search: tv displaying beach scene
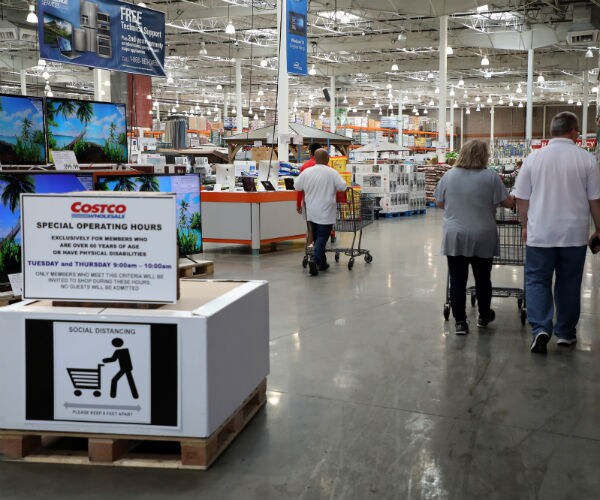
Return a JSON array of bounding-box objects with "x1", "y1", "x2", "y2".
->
[
  {"x1": 0, "y1": 173, "x2": 93, "y2": 286},
  {"x1": 95, "y1": 174, "x2": 202, "y2": 255},
  {"x1": 0, "y1": 94, "x2": 47, "y2": 165},
  {"x1": 46, "y1": 98, "x2": 128, "y2": 163}
]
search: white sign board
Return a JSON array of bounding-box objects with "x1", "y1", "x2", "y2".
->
[
  {"x1": 21, "y1": 192, "x2": 178, "y2": 303},
  {"x1": 53, "y1": 322, "x2": 151, "y2": 424},
  {"x1": 7, "y1": 273, "x2": 22, "y2": 296},
  {"x1": 51, "y1": 150, "x2": 79, "y2": 171}
]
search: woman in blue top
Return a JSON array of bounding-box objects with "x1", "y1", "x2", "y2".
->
[{"x1": 435, "y1": 140, "x2": 515, "y2": 335}]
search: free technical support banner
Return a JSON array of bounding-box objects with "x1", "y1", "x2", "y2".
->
[
  {"x1": 37, "y1": 0, "x2": 165, "y2": 77},
  {"x1": 286, "y1": 0, "x2": 307, "y2": 75}
]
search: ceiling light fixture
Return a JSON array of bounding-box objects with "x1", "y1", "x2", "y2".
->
[
  {"x1": 518, "y1": 101, "x2": 523, "y2": 108},
  {"x1": 498, "y1": 98, "x2": 504, "y2": 105},
  {"x1": 509, "y1": 100, "x2": 514, "y2": 107},
  {"x1": 475, "y1": 95, "x2": 481, "y2": 102},
  {"x1": 257, "y1": 89, "x2": 264, "y2": 96},
  {"x1": 428, "y1": 99, "x2": 434, "y2": 106},
  {"x1": 481, "y1": 55, "x2": 489, "y2": 66},
  {"x1": 37, "y1": 59, "x2": 46, "y2": 67},
  {"x1": 26, "y1": 4, "x2": 37, "y2": 23},
  {"x1": 453, "y1": 101, "x2": 458, "y2": 108},
  {"x1": 391, "y1": 63, "x2": 399, "y2": 71},
  {"x1": 216, "y1": 84, "x2": 223, "y2": 90},
  {"x1": 309, "y1": 65, "x2": 317, "y2": 76},
  {"x1": 458, "y1": 78, "x2": 465, "y2": 87},
  {"x1": 260, "y1": 59, "x2": 268, "y2": 67},
  {"x1": 537, "y1": 74, "x2": 545, "y2": 83},
  {"x1": 166, "y1": 73, "x2": 174, "y2": 84},
  {"x1": 476, "y1": 105, "x2": 481, "y2": 112},
  {"x1": 225, "y1": 21, "x2": 236, "y2": 35},
  {"x1": 427, "y1": 72, "x2": 434, "y2": 79},
  {"x1": 343, "y1": 95, "x2": 348, "y2": 104},
  {"x1": 593, "y1": 86, "x2": 599, "y2": 93},
  {"x1": 199, "y1": 42, "x2": 208, "y2": 56},
  {"x1": 446, "y1": 46, "x2": 453, "y2": 55},
  {"x1": 358, "y1": 99, "x2": 364, "y2": 106},
  {"x1": 487, "y1": 96, "x2": 492, "y2": 104},
  {"x1": 423, "y1": 109, "x2": 428, "y2": 114},
  {"x1": 466, "y1": 108, "x2": 471, "y2": 114},
  {"x1": 42, "y1": 71, "x2": 50, "y2": 80},
  {"x1": 577, "y1": 100, "x2": 582, "y2": 106},
  {"x1": 586, "y1": 48, "x2": 594, "y2": 58},
  {"x1": 449, "y1": 88, "x2": 455, "y2": 97},
  {"x1": 568, "y1": 97, "x2": 574, "y2": 104},
  {"x1": 516, "y1": 84, "x2": 522, "y2": 93},
  {"x1": 386, "y1": 82, "x2": 392, "y2": 89},
  {"x1": 435, "y1": 87, "x2": 440, "y2": 94}
]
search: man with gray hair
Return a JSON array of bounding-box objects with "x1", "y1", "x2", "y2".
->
[{"x1": 514, "y1": 111, "x2": 600, "y2": 354}]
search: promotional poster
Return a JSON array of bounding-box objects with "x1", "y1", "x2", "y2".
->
[
  {"x1": 286, "y1": 0, "x2": 307, "y2": 75},
  {"x1": 38, "y1": 0, "x2": 166, "y2": 77}
]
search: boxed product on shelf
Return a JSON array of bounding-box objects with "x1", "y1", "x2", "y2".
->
[{"x1": 355, "y1": 172, "x2": 397, "y2": 194}]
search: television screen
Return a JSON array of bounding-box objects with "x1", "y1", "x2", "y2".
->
[
  {"x1": 45, "y1": 97, "x2": 128, "y2": 164},
  {"x1": 0, "y1": 94, "x2": 47, "y2": 165},
  {"x1": 42, "y1": 13, "x2": 73, "y2": 48},
  {"x1": 0, "y1": 173, "x2": 93, "y2": 286},
  {"x1": 95, "y1": 174, "x2": 202, "y2": 255}
]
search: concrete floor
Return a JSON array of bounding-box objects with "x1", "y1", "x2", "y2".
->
[{"x1": 3, "y1": 209, "x2": 600, "y2": 499}]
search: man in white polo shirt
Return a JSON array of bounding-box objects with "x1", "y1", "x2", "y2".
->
[
  {"x1": 295, "y1": 148, "x2": 347, "y2": 276},
  {"x1": 514, "y1": 111, "x2": 600, "y2": 354}
]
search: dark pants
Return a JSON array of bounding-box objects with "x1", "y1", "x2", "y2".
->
[
  {"x1": 311, "y1": 222, "x2": 333, "y2": 267},
  {"x1": 447, "y1": 256, "x2": 493, "y2": 322},
  {"x1": 525, "y1": 245, "x2": 587, "y2": 340}
]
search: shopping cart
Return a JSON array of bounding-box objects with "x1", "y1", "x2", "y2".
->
[
  {"x1": 330, "y1": 187, "x2": 375, "y2": 270},
  {"x1": 443, "y1": 207, "x2": 527, "y2": 324},
  {"x1": 66, "y1": 364, "x2": 104, "y2": 398}
]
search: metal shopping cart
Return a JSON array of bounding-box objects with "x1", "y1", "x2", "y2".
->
[
  {"x1": 443, "y1": 207, "x2": 527, "y2": 324},
  {"x1": 331, "y1": 187, "x2": 375, "y2": 270},
  {"x1": 66, "y1": 364, "x2": 104, "y2": 398},
  {"x1": 302, "y1": 188, "x2": 375, "y2": 273}
]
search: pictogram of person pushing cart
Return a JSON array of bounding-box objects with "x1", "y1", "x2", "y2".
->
[{"x1": 102, "y1": 338, "x2": 139, "y2": 399}]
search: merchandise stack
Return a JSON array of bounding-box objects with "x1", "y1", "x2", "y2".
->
[
  {"x1": 350, "y1": 162, "x2": 427, "y2": 216},
  {"x1": 417, "y1": 163, "x2": 452, "y2": 203}
]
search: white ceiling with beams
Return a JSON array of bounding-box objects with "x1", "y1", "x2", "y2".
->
[{"x1": 0, "y1": 0, "x2": 599, "y2": 117}]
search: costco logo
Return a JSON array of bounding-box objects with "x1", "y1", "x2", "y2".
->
[{"x1": 71, "y1": 202, "x2": 127, "y2": 219}]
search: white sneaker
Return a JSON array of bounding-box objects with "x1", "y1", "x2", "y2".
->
[{"x1": 556, "y1": 337, "x2": 577, "y2": 346}]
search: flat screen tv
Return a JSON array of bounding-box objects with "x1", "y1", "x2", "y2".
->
[
  {"x1": 0, "y1": 94, "x2": 47, "y2": 165},
  {"x1": 95, "y1": 174, "x2": 202, "y2": 255},
  {"x1": 45, "y1": 97, "x2": 128, "y2": 164},
  {"x1": 0, "y1": 172, "x2": 93, "y2": 287}
]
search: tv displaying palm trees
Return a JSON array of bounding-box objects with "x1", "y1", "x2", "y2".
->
[
  {"x1": 0, "y1": 173, "x2": 93, "y2": 286},
  {"x1": 95, "y1": 174, "x2": 202, "y2": 255},
  {"x1": 0, "y1": 94, "x2": 46, "y2": 164},
  {"x1": 46, "y1": 97, "x2": 128, "y2": 164}
]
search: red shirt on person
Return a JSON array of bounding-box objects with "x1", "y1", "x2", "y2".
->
[{"x1": 296, "y1": 158, "x2": 317, "y2": 209}]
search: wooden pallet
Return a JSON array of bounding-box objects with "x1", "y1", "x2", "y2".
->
[
  {"x1": 0, "y1": 292, "x2": 21, "y2": 308},
  {"x1": 178, "y1": 260, "x2": 215, "y2": 279},
  {"x1": 0, "y1": 379, "x2": 266, "y2": 470}
]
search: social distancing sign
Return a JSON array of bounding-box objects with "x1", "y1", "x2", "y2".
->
[{"x1": 53, "y1": 322, "x2": 151, "y2": 424}]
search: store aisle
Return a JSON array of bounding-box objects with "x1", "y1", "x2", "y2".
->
[{"x1": 4, "y1": 209, "x2": 600, "y2": 500}]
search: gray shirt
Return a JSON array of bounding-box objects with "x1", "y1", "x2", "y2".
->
[{"x1": 434, "y1": 168, "x2": 509, "y2": 258}]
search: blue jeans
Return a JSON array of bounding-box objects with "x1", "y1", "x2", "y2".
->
[
  {"x1": 310, "y1": 222, "x2": 333, "y2": 267},
  {"x1": 525, "y1": 245, "x2": 587, "y2": 340}
]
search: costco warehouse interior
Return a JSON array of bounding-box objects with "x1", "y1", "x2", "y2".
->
[{"x1": 0, "y1": 1, "x2": 599, "y2": 499}]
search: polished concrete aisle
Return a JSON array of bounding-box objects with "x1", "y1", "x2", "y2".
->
[{"x1": 4, "y1": 209, "x2": 600, "y2": 500}]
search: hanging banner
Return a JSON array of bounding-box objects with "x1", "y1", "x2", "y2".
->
[
  {"x1": 286, "y1": 0, "x2": 307, "y2": 75},
  {"x1": 37, "y1": 0, "x2": 166, "y2": 77}
]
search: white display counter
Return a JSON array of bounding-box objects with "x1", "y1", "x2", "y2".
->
[
  {"x1": 0, "y1": 279, "x2": 269, "y2": 439},
  {"x1": 202, "y1": 191, "x2": 306, "y2": 254}
]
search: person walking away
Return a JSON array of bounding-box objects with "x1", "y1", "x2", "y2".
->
[
  {"x1": 296, "y1": 142, "x2": 322, "y2": 215},
  {"x1": 514, "y1": 111, "x2": 600, "y2": 354},
  {"x1": 295, "y1": 148, "x2": 347, "y2": 276},
  {"x1": 435, "y1": 140, "x2": 515, "y2": 335}
]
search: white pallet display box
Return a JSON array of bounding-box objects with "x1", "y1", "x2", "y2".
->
[
  {"x1": 355, "y1": 172, "x2": 398, "y2": 194},
  {"x1": 0, "y1": 280, "x2": 269, "y2": 439}
]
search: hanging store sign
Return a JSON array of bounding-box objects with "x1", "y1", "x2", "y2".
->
[
  {"x1": 20, "y1": 192, "x2": 178, "y2": 303},
  {"x1": 37, "y1": 0, "x2": 166, "y2": 77},
  {"x1": 286, "y1": 0, "x2": 307, "y2": 75}
]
